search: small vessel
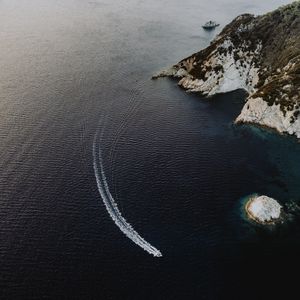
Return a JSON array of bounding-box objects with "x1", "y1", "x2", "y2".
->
[{"x1": 202, "y1": 20, "x2": 220, "y2": 30}]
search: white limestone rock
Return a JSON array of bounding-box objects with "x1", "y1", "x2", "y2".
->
[
  {"x1": 236, "y1": 96, "x2": 300, "y2": 138},
  {"x1": 176, "y1": 39, "x2": 261, "y2": 96},
  {"x1": 154, "y1": 2, "x2": 300, "y2": 139},
  {"x1": 245, "y1": 195, "x2": 282, "y2": 224}
]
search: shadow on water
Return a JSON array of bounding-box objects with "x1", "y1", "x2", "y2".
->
[
  {"x1": 150, "y1": 79, "x2": 300, "y2": 298},
  {"x1": 225, "y1": 125, "x2": 300, "y2": 300}
]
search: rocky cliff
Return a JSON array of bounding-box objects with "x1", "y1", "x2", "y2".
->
[{"x1": 154, "y1": 1, "x2": 300, "y2": 138}]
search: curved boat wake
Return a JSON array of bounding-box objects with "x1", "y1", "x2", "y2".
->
[{"x1": 93, "y1": 129, "x2": 162, "y2": 257}]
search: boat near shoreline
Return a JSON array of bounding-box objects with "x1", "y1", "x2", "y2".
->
[{"x1": 202, "y1": 20, "x2": 220, "y2": 29}]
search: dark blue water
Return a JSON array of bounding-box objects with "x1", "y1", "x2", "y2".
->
[{"x1": 0, "y1": 0, "x2": 299, "y2": 299}]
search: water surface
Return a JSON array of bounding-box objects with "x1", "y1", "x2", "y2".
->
[{"x1": 0, "y1": 0, "x2": 298, "y2": 299}]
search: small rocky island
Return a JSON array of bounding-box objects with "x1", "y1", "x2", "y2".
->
[
  {"x1": 245, "y1": 195, "x2": 283, "y2": 225},
  {"x1": 154, "y1": 1, "x2": 300, "y2": 138}
]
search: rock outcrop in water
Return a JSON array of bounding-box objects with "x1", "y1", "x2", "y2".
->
[
  {"x1": 153, "y1": 1, "x2": 300, "y2": 138},
  {"x1": 245, "y1": 195, "x2": 283, "y2": 224}
]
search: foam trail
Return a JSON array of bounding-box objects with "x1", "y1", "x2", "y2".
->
[{"x1": 93, "y1": 130, "x2": 162, "y2": 257}]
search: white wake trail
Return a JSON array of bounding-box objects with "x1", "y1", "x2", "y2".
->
[{"x1": 92, "y1": 131, "x2": 162, "y2": 257}]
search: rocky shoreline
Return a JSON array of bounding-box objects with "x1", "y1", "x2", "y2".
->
[{"x1": 153, "y1": 1, "x2": 300, "y2": 138}]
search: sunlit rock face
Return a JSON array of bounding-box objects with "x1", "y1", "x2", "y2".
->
[
  {"x1": 245, "y1": 195, "x2": 282, "y2": 224},
  {"x1": 236, "y1": 96, "x2": 300, "y2": 139},
  {"x1": 154, "y1": 1, "x2": 300, "y2": 138}
]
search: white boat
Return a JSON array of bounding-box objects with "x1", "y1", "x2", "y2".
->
[{"x1": 202, "y1": 20, "x2": 220, "y2": 29}]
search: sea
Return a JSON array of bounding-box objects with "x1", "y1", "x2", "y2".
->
[{"x1": 0, "y1": 0, "x2": 299, "y2": 299}]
